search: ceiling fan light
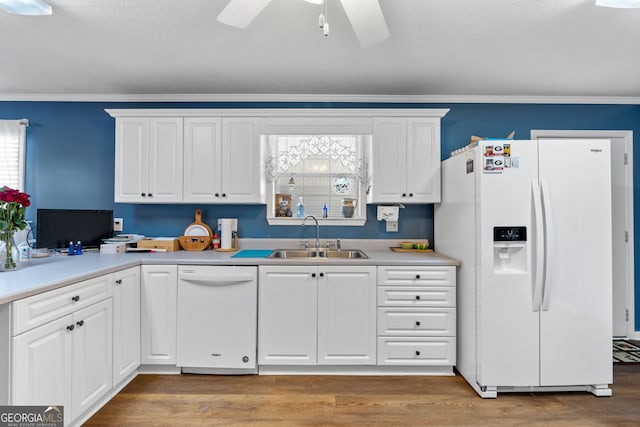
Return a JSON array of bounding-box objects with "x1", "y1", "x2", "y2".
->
[
  {"x1": 0, "y1": 0, "x2": 52, "y2": 15},
  {"x1": 596, "y1": 0, "x2": 640, "y2": 8}
]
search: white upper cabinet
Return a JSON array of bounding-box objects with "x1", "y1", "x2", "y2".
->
[
  {"x1": 108, "y1": 109, "x2": 447, "y2": 205},
  {"x1": 370, "y1": 117, "x2": 441, "y2": 204},
  {"x1": 221, "y1": 118, "x2": 263, "y2": 203},
  {"x1": 183, "y1": 117, "x2": 262, "y2": 203},
  {"x1": 183, "y1": 117, "x2": 222, "y2": 202},
  {"x1": 114, "y1": 117, "x2": 183, "y2": 203}
]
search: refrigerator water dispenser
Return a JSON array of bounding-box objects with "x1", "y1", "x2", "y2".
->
[{"x1": 493, "y1": 226, "x2": 527, "y2": 274}]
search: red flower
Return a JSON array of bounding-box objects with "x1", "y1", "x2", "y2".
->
[{"x1": 0, "y1": 187, "x2": 31, "y2": 231}]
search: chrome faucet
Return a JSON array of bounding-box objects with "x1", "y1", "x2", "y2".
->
[{"x1": 302, "y1": 215, "x2": 320, "y2": 251}]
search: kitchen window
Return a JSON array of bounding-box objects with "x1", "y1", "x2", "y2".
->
[
  {"x1": 264, "y1": 134, "x2": 370, "y2": 225},
  {"x1": 0, "y1": 120, "x2": 27, "y2": 191}
]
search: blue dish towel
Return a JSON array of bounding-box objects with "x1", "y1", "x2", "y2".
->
[{"x1": 231, "y1": 249, "x2": 274, "y2": 258}]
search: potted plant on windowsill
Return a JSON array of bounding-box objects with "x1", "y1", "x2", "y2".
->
[{"x1": 0, "y1": 186, "x2": 30, "y2": 272}]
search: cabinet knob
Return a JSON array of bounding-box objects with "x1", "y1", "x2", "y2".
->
[
  {"x1": 71, "y1": 295, "x2": 80, "y2": 302},
  {"x1": 141, "y1": 192, "x2": 146, "y2": 197},
  {"x1": 415, "y1": 274, "x2": 421, "y2": 279},
  {"x1": 311, "y1": 273, "x2": 316, "y2": 278},
  {"x1": 148, "y1": 193, "x2": 153, "y2": 197},
  {"x1": 415, "y1": 295, "x2": 421, "y2": 300},
  {"x1": 415, "y1": 321, "x2": 421, "y2": 326},
  {"x1": 115, "y1": 279, "x2": 122, "y2": 285},
  {"x1": 76, "y1": 320, "x2": 84, "y2": 327},
  {"x1": 415, "y1": 350, "x2": 421, "y2": 356},
  {"x1": 402, "y1": 193, "x2": 407, "y2": 197},
  {"x1": 409, "y1": 193, "x2": 414, "y2": 197},
  {"x1": 215, "y1": 193, "x2": 220, "y2": 197},
  {"x1": 222, "y1": 193, "x2": 227, "y2": 198},
  {"x1": 66, "y1": 324, "x2": 75, "y2": 331},
  {"x1": 319, "y1": 272, "x2": 324, "y2": 277}
]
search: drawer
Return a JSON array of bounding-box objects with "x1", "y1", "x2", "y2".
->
[
  {"x1": 12, "y1": 273, "x2": 113, "y2": 336},
  {"x1": 377, "y1": 266, "x2": 455, "y2": 287},
  {"x1": 377, "y1": 286, "x2": 455, "y2": 307},
  {"x1": 377, "y1": 307, "x2": 455, "y2": 336},
  {"x1": 377, "y1": 337, "x2": 456, "y2": 366}
]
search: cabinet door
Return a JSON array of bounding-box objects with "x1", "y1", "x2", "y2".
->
[
  {"x1": 114, "y1": 118, "x2": 149, "y2": 202},
  {"x1": 406, "y1": 118, "x2": 441, "y2": 203},
  {"x1": 147, "y1": 118, "x2": 183, "y2": 202},
  {"x1": 72, "y1": 299, "x2": 113, "y2": 420},
  {"x1": 141, "y1": 265, "x2": 178, "y2": 365},
  {"x1": 113, "y1": 267, "x2": 141, "y2": 385},
  {"x1": 183, "y1": 117, "x2": 222, "y2": 202},
  {"x1": 221, "y1": 118, "x2": 263, "y2": 203},
  {"x1": 12, "y1": 315, "x2": 73, "y2": 411},
  {"x1": 317, "y1": 266, "x2": 376, "y2": 365},
  {"x1": 370, "y1": 117, "x2": 407, "y2": 203},
  {"x1": 258, "y1": 266, "x2": 317, "y2": 365}
]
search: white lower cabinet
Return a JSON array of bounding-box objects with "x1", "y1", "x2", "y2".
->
[
  {"x1": 70, "y1": 299, "x2": 113, "y2": 420},
  {"x1": 376, "y1": 266, "x2": 456, "y2": 367},
  {"x1": 141, "y1": 265, "x2": 177, "y2": 365},
  {"x1": 11, "y1": 275, "x2": 114, "y2": 425},
  {"x1": 112, "y1": 266, "x2": 141, "y2": 384},
  {"x1": 258, "y1": 265, "x2": 376, "y2": 366}
]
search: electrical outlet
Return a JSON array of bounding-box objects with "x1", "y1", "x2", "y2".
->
[
  {"x1": 114, "y1": 217, "x2": 123, "y2": 232},
  {"x1": 386, "y1": 221, "x2": 398, "y2": 232}
]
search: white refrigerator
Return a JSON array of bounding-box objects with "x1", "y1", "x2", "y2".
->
[{"x1": 434, "y1": 139, "x2": 613, "y2": 398}]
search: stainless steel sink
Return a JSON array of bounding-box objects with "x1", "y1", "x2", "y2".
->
[{"x1": 268, "y1": 249, "x2": 368, "y2": 259}]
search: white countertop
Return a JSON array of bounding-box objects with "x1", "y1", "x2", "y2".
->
[{"x1": 0, "y1": 239, "x2": 459, "y2": 305}]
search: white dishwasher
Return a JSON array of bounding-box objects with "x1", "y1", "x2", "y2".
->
[{"x1": 177, "y1": 265, "x2": 257, "y2": 374}]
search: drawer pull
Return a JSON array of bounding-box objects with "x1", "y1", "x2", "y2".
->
[
  {"x1": 71, "y1": 295, "x2": 80, "y2": 302},
  {"x1": 115, "y1": 279, "x2": 122, "y2": 285},
  {"x1": 415, "y1": 274, "x2": 421, "y2": 279},
  {"x1": 415, "y1": 321, "x2": 421, "y2": 326},
  {"x1": 66, "y1": 324, "x2": 75, "y2": 331},
  {"x1": 415, "y1": 350, "x2": 421, "y2": 356},
  {"x1": 415, "y1": 295, "x2": 421, "y2": 300},
  {"x1": 76, "y1": 320, "x2": 84, "y2": 327}
]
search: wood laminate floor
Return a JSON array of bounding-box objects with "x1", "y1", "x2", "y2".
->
[{"x1": 86, "y1": 365, "x2": 640, "y2": 426}]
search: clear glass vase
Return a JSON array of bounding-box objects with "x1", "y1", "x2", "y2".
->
[{"x1": 0, "y1": 230, "x2": 20, "y2": 272}]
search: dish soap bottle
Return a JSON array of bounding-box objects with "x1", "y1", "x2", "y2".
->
[
  {"x1": 296, "y1": 197, "x2": 305, "y2": 218},
  {"x1": 322, "y1": 203, "x2": 328, "y2": 218}
]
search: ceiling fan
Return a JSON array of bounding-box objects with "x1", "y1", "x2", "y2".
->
[
  {"x1": 0, "y1": 0, "x2": 51, "y2": 15},
  {"x1": 217, "y1": 0, "x2": 390, "y2": 48}
]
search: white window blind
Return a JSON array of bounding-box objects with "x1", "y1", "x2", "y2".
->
[{"x1": 0, "y1": 119, "x2": 27, "y2": 191}]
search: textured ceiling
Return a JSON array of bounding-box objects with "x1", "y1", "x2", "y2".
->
[{"x1": 0, "y1": 0, "x2": 639, "y2": 100}]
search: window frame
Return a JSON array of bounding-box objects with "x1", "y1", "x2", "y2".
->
[
  {"x1": 0, "y1": 119, "x2": 28, "y2": 192},
  {"x1": 264, "y1": 134, "x2": 369, "y2": 226}
]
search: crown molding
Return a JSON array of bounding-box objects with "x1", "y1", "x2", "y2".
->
[{"x1": 0, "y1": 93, "x2": 639, "y2": 105}]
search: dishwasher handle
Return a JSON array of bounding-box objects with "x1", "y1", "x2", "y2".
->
[{"x1": 179, "y1": 274, "x2": 255, "y2": 285}]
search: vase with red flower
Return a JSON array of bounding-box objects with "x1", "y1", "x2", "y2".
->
[{"x1": 0, "y1": 186, "x2": 31, "y2": 272}]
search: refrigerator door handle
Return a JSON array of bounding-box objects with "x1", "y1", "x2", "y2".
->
[
  {"x1": 540, "y1": 180, "x2": 553, "y2": 311},
  {"x1": 531, "y1": 180, "x2": 545, "y2": 311}
]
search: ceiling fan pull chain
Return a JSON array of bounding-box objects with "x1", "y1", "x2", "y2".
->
[{"x1": 321, "y1": 0, "x2": 329, "y2": 36}]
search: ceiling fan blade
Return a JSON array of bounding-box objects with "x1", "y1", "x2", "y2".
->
[
  {"x1": 0, "y1": 0, "x2": 52, "y2": 15},
  {"x1": 339, "y1": 0, "x2": 390, "y2": 48},
  {"x1": 596, "y1": 0, "x2": 640, "y2": 7},
  {"x1": 217, "y1": 0, "x2": 273, "y2": 29}
]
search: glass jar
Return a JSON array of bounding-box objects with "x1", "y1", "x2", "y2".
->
[{"x1": 0, "y1": 230, "x2": 20, "y2": 272}]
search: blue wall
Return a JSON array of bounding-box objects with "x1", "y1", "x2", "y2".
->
[{"x1": 1, "y1": 101, "x2": 639, "y2": 328}]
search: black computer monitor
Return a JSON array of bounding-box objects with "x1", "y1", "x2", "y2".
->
[{"x1": 36, "y1": 209, "x2": 114, "y2": 249}]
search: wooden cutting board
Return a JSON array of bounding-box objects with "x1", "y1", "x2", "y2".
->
[{"x1": 390, "y1": 247, "x2": 433, "y2": 253}]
